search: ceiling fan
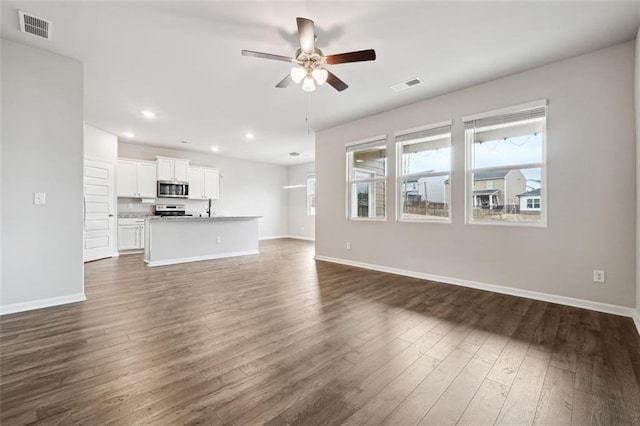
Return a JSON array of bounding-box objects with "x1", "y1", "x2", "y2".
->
[{"x1": 241, "y1": 17, "x2": 376, "y2": 92}]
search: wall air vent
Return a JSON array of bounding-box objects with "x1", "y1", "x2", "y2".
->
[
  {"x1": 18, "y1": 10, "x2": 51, "y2": 40},
  {"x1": 390, "y1": 77, "x2": 424, "y2": 92}
]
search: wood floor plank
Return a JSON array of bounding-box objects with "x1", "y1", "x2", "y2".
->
[
  {"x1": 457, "y1": 378, "x2": 510, "y2": 426},
  {"x1": 1, "y1": 239, "x2": 639, "y2": 425},
  {"x1": 495, "y1": 352, "x2": 550, "y2": 425},
  {"x1": 533, "y1": 365, "x2": 575, "y2": 426},
  {"x1": 419, "y1": 356, "x2": 493, "y2": 425},
  {"x1": 380, "y1": 346, "x2": 478, "y2": 425}
]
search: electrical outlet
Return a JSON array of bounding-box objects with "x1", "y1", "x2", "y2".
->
[
  {"x1": 216, "y1": 236, "x2": 222, "y2": 244},
  {"x1": 346, "y1": 242, "x2": 351, "y2": 250},
  {"x1": 33, "y1": 192, "x2": 46, "y2": 205},
  {"x1": 593, "y1": 269, "x2": 605, "y2": 283}
]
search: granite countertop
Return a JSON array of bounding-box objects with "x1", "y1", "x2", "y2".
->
[
  {"x1": 147, "y1": 215, "x2": 262, "y2": 221},
  {"x1": 118, "y1": 212, "x2": 154, "y2": 218}
]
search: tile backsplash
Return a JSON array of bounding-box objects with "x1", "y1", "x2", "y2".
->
[{"x1": 117, "y1": 198, "x2": 215, "y2": 217}]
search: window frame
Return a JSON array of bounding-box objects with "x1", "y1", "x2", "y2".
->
[
  {"x1": 346, "y1": 135, "x2": 388, "y2": 221},
  {"x1": 463, "y1": 99, "x2": 548, "y2": 228},
  {"x1": 306, "y1": 173, "x2": 316, "y2": 216},
  {"x1": 395, "y1": 120, "x2": 453, "y2": 223}
]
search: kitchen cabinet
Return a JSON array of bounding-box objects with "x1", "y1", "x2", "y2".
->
[
  {"x1": 118, "y1": 219, "x2": 145, "y2": 251},
  {"x1": 189, "y1": 166, "x2": 220, "y2": 200},
  {"x1": 117, "y1": 159, "x2": 157, "y2": 198},
  {"x1": 157, "y1": 157, "x2": 190, "y2": 182}
]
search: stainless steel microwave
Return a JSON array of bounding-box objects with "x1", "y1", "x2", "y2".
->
[{"x1": 157, "y1": 180, "x2": 189, "y2": 198}]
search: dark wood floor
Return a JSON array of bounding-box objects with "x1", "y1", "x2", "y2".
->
[{"x1": 1, "y1": 239, "x2": 640, "y2": 425}]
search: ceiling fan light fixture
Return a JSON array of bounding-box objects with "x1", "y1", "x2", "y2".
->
[
  {"x1": 290, "y1": 67, "x2": 306, "y2": 83},
  {"x1": 312, "y1": 68, "x2": 328, "y2": 85},
  {"x1": 302, "y1": 76, "x2": 316, "y2": 92}
]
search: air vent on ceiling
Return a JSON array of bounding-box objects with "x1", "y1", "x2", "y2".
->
[
  {"x1": 390, "y1": 77, "x2": 424, "y2": 92},
  {"x1": 18, "y1": 10, "x2": 51, "y2": 40}
]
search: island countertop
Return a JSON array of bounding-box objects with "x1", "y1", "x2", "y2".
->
[{"x1": 146, "y1": 215, "x2": 262, "y2": 222}]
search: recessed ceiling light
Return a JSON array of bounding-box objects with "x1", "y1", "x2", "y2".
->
[
  {"x1": 141, "y1": 110, "x2": 155, "y2": 118},
  {"x1": 123, "y1": 132, "x2": 135, "y2": 138},
  {"x1": 245, "y1": 133, "x2": 255, "y2": 140},
  {"x1": 211, "y1": 146, "x2": 220, "y2": 152}
]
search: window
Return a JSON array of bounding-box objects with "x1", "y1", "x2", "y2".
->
[
  {"x1": 526, "y1": 198, "x2": 540, "y2": 209},
  {"x1": 307, "y1": 174, "x2": 316, "y2": 215},
  {"x1": 395, "y1": 121, "x2": 452, "y2": 221},
  {"x1": 347, "y1": 136, "x2": 387, "y2": 219},
  {"x1": 464, "y1": 100, "x2": 546, "y2": 225}
]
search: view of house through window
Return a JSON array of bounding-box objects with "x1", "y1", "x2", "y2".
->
[
  {"x1": 465, "y1": 102, "x2": 546, "y2": 224},
  {"x1": 306, "y1": 174, "x2": 316, "y2": 216},
  {"x1": 347, "y1": 137, "x2": 387, "y2": 219},
  {"x1": 396, "y1": 122, "x2": 452, "y2": 221}
]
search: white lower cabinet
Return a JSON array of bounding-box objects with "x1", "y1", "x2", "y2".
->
[{"x1": 118, "y1": 219, "x2": 145, "y2": 251}]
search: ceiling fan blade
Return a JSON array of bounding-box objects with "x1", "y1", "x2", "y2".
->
[
  {"x1": 326, "y1": 71, "x2": 348, "y2": 92},
  {"x1": 241, "y1": 50, "x2": 296, "y2": 63},
  {"x1": 296, "y1": 17, "x2": 315, "y2": 54},
  {"x1": 275, "y1": 74, "x2": 292, "y2": 88},
  {"x1": 325, "y1": 49, "x2": 376, "y2": 65}
]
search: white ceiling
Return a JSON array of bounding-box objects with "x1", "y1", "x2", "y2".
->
[{"x1": 2, "y1": 1, "x2": 639, "y2": 165}]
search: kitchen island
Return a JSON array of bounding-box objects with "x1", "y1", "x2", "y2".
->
[{"x1": 144, "y1": 216, "x2": 261, "y2": 267}]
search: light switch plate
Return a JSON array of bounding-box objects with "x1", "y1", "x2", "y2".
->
[{"x1": 34, "y1": 192, "x2": 46, "y2": 205}]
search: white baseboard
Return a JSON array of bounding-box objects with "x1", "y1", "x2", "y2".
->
[
  {"x1": 287, "y1": 235, "x2": 315, "y2": 241},
  {"x1": 0, "y1": 292, "x2": 86, "y2": 316},
  {"x1": 117, "y1": 249, "x2": 143, "y2": 255},
  {"x1": 259, "y1": 235, "x2": 315, "y2": 241},
  {"x1": 147, "y1": 250, "x2": 259, "y2": 267},
  {"x1": 314, "y1": 255, "x2": 639, "y2": 334},
  {"x1": 633, "y1": 310, "x2": 640, "y2": 336}
]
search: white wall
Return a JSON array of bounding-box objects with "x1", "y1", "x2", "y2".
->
[
  {"x1": 316, "y1": 41, "x2": 636, "y2": 308},
  {"x1": 636, "y1": 27, "x2": 640, "y2": 314},
  {"x1": 1, "y1": 39, "x2": 84, "y2": 312},
  {"x1": 118, "y1": 143, "x2": 289, "y2": 238},
  {"x1": 287, "y1": 162, "x2": 315, "y2": 240},
  {"x1": 84, "y1": 124, "x2": 117, "y2": 163}
]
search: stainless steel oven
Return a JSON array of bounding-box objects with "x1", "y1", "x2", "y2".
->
[
  {"x1": 155, "y1": 204, "x2": 192, "y2": 216},
  {"x1": 157, "y1": 180, "x2": 189, "y2": 198}
]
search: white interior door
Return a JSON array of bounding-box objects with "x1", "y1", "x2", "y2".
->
[{"x1": 84, "y1": 159, "x2": 115, "y2": 262}]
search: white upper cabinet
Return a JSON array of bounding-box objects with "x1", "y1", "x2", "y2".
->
[
  {"x1": 204, "y1": 169, "x2": 220, "y2": 200},
  {"x1": 189, "y1": 166, "x2": 219, "y2": 200},
  {"x1": 137, "y1": 162, "x2": 157, "y2": 198},
  {"x1": 188, "y1": 167, "x2": 204, "y2": 200},
  {"x1": 117, "y1": 159, "x2": 157, "y2": 198},
  {"x1": 174, "y1": 160, "x2": 190, "y2": 181},
  {"x1": 157, "y1": 157, "x2": 190, "y2": 181},
  {"x1": 156, "y1": 158, "x2": 173, "y2": 181},
  {"x1": 117, "y1": 160, "x2": 136, "y2": 197}
]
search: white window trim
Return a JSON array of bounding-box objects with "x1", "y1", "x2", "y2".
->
[
  {"x1": 346, "y1": 137, "x2": 388, "y2": 220},
  {"x1": 395, "y1": 125, "x2": 452, "y2": 224},
  {"x1": 462, "y1": 99, "x2": 547, "y2": 123},
  {"x1": 394, "y1": 119, "x2": 453, "y2": 138},
  {"x1": 464, "y1": 103, "x2": 547, "y2": 228}
]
